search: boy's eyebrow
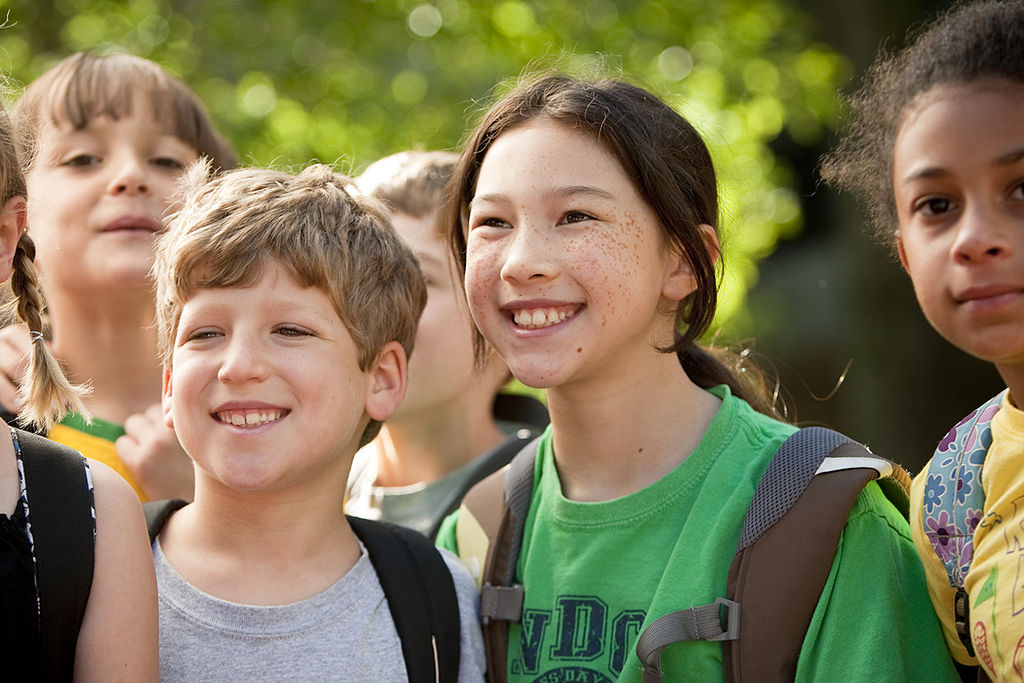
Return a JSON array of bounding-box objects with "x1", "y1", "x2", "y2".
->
[{"x1": 180, "y1": 293, "x2": 333, "y2": 322}]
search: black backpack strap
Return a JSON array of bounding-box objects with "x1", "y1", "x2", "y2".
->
[
  {"x1": 143, "y1": 498, "x2": 189, "y2": 543},
  {"x1": 348, "y1": 516, "x2": 461, "y2": 683},
  {"x1": 456, "y1": 436, "x2": 540, "y2": 683},
  {"x1": 426, "y1": 428, "x2": 541, "y2": 541},
  {"x1": 0, "y1": 407, "x2": 46, "y2": 435},
  {"x1": 16, "y1": 428, "x2": 95, "y2": 681},
  {"x1": 637, "y1": 427, "x2": 908, "y2": 683},
  {"x1": 422, "y1": 393, "x2": 547, "y2": 540},
  {"x1": 491, "y1": 393, "x2": 550, "y2": 431}
]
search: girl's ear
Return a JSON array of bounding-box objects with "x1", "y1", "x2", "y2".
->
[
  {"x1": 662, "y1": 223, "x2": 720, "y2": 301},
  {"x1": 161, "y1": 366, "x2": 175, "y2": 429},
  {"x1": 895, "y1": 234, "x2": 910, "y2": 271},
  {"x1": 365, "y1": 341, "x2": 408, "y2": 422},
  {"x1": 0, "y1": 196, "x2": 27, "y2": 283}
]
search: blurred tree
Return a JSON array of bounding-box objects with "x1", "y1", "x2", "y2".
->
[{"x1": 0, "y1": 0, "x2": 850, "y2": 332}]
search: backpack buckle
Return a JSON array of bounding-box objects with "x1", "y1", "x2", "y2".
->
[
  {"x1": 954, "y1": 589, "x2": 975, "y2": 657},
  {"x1": 708, "y1": 598, "x2": 740, "y2": 641},
  {"x1": 480, "y1": 583, "x2": 525, "y2": 625}
]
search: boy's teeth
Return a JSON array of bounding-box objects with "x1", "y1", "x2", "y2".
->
[
  {"x1": 219, "y1": 410, "x2": 282, "y2": 427},
  {"x1": 513, "y1": 307, "x2": 575, "y2": 329}
]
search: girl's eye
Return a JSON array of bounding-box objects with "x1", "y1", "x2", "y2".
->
[
  {"x1": 913, "y1": 196, "x2": 954, "y2": 217},
  {"x1": 62, "y1": 153, "x2": 100, "y2": 168},
  {"x1": 1010, "y1": 182, "x2": 1024, "y2": 200},
  {"x1": 475, "y1": 216, "x2": 512, "y2": 230},
  {"x1": 563, "y1": 210, "x2": 595, "y2": 224},
  {"x1": 152, "y1": 156, "x2": 186, "y2": 170},
  {"x1": 274, "y1": 325, "x2": 312, "y2": 337}
]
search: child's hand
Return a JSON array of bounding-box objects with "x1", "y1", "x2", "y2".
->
[
  {"x1": 117, "y1": 403, "x2": 195, "y2": 502},
  {"x1": 0, "y1": 325, "x2": 31, "y2": 412}
]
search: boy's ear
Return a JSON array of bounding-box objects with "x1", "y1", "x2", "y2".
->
[
  {"x1": 365, "y1": 341, "x2": 408, "y2": 422},
  {"x1": 161, "y1": 365, "x2": 175, "y2": 429},
  {"x1": 662, "y1": 223, "x2": 720, "y2": 301},
  {"x1": 0, "y1": 196, "x2": 27, "y2": 283}
]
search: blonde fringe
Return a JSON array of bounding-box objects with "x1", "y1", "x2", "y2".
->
[{"x1": 7, "y1": 233, "x2": 89, "y2": 431}]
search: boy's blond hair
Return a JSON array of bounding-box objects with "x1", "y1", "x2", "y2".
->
[
  {"x1": 153, "y1": 162, "x2": 427, "y2": 445},
  {"x1": 15, "y1": 52, "x2": 236, "y2": 171},
  {"x1": 357, "y1": 150, "x2": 457, "y2": 227}
]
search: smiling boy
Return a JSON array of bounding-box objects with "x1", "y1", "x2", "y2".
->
[{"x1": 149, "y1": 161, "x2": 484, "y2": 680}]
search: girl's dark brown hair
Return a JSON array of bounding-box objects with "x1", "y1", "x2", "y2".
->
[
  {"x1": 446, "y1": 73, "x2": 780, "y2": 418},
  {"x1": 15, "y1": 51, "x2": 237, "y2": 171},
  {"x1": 820, "y1": 0, "x2": 1024, "y2": 249}
]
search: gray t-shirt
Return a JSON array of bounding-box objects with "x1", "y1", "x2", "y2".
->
[
  {"x1": 347, "y1": 426, "x2": 538, "y2": 534},
  {"x1": 346, "y1": 445, "x2": 484, "y2": 534},
  {"x1": 154, "y1": 539, "x2": 485, "y2": 682}
]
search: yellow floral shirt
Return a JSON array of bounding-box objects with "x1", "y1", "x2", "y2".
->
[{"x1": 911, "y1": 393, "x2": 1024, "y2": 678}]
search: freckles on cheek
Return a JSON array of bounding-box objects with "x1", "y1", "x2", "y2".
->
[{"x1": 464, "y1": 251, "x2": 500, "y2": 318}]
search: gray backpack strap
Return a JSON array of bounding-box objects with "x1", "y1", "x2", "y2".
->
[
  {"x1": 635, "y1": 597, "x2": 740, "y2": 682},
  {"x1": 458, "y1": 436, "x2": 541, "y2": 683},
  {"x1": 637, "y1": 427, "x2": 908, "y2": 683}
]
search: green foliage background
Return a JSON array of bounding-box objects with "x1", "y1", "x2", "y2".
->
[{"x1": 0, "y1": 0, "x2": 849, "y2": 335}]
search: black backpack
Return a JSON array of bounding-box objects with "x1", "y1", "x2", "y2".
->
[
  {"x1": 14, "y1": 429, "x2": 96, "y2": 682},
  {"x1": 456, "y1": 426, "x2": 912, "y2": 683},
  {"x1": 145, "y1": 500, "x2": 462, "y2": 683}
]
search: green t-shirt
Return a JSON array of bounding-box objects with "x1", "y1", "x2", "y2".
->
[{"x1": 437, "y1": 385, "x2": 958, "y2": 682}]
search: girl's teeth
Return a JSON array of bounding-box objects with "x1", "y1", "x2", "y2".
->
[{"x1": 514, "y1": 308, "x2": 574, "y2": 329}]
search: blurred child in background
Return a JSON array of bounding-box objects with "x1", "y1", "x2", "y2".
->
[
  {"x1": 0, "y1": 52, "x2": 236, "y2": 501},
  {"x1": 347, "y1": 150, "x2": 547, "y2": 538}
]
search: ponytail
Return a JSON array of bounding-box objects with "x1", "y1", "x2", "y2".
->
[
  {"x1": 6, "y1": 232, "x2": 89, "y2": 431},
  {"x1": 678, "y1": 344, "x2": 784, "y2": 421}
]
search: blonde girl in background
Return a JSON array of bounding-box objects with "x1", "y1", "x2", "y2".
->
[
  {"x1": 0, "y1": 89, "x2": 156, "y2": 679},
  {"x1": 0, "y1": 52, "x2": 236, "y2": 501}
]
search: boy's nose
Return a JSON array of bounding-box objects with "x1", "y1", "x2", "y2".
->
[
  {"x1": 953, "y1": 205, "x2": 1015, "y2": 264},
  {"x1": 217, "y1": 337, "x2": 270, "y2": 384}
]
